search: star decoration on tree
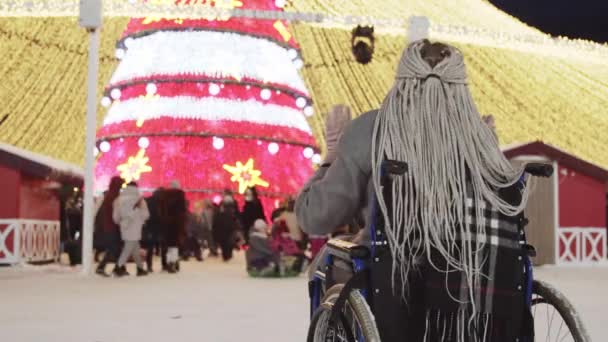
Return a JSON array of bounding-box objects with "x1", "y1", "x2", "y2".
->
[
  {"x1": 116, "y1": 149, "x2": 153, "y2": 184},
  {"x1": 222, "y1": 158, "x2": 269, "y2": 194}
]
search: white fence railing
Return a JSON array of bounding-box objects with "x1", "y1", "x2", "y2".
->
[
  {"x1": 0, "y1": 219, "x2": 60, "y2": 265},
  {"x1": 558, "y1": 227, "x2": 607, "y2": 264}
]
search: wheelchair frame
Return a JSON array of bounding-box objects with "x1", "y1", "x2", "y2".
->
[{"x1": 308, "y1": 161, "x2": 555, "y2": 342}]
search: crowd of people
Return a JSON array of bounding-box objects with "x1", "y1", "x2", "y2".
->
[{"x1": 88, "y1": 176, "x2": 317, "y2": 278}]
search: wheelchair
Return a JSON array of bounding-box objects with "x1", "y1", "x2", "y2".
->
[{"x1": 307, "y1": 161, "x2": 591, "y2": 342}]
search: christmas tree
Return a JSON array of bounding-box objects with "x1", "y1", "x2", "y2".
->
[{"x1": 95, "y1": 0, "x2": 318, "y2": 217}]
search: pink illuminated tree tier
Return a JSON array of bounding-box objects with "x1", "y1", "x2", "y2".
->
[{"x1": 95, "y1": 0, "x2": 319, "y2": 216}]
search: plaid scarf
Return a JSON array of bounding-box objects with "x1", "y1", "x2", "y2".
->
[{"x1": 372, "y1": 188, "x2": 530, "y2": 342}]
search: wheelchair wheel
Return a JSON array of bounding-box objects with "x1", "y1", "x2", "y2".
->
[
  {"x1": 532, "y1": 280, "x2": 591, "y2": 342},
  {"x1": 307, "y1": 284, "x2": 380, "y2": 342}
]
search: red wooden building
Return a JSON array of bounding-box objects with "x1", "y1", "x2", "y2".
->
[
  {"x1": 0, "y1": 143, "x2": 82, "y2": 265},
  {"x1": 504, "y1": 141, "x2": 608, "y2": 265}
]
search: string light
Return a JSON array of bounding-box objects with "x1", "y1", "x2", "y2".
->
[
  {"x1": 260, "y1": 88, "x2": 272, "y2": 100},
  {"x1": 312, "y1": 154, "x2": 321, "y2": 164},
  {"x1": 296, "y1": 97, "x2": 307, "y2": 109},
  {"x1": 303, "y1": 147, "x2": 314, "y2": 159},
  {"x1": 124, "y1": 37, "x2": 135, "y2": 48},
  {"x1": 115, "y1": 48, "x2": 126, "y2": 59},
  {"x1": 268, "y1": 142, "x2": 279, "y2": 155},
  {"x1": 138, "y1": 137, "x2": 150, "y2": 149},
  {"x1": 303, "y1": 106, "x2": 314, "y2": 117},
  {"x1": 212, "y1": 136, "x2": 224, "y2": 150},
  {"x1": 293, "y1": 58, "x2": 304, "y2": 69},
  {"x1": 287, "y1": 49, "x2": 298, "y2": 60},
  {"x1": 99, "y1": 141, "x2": 111, "y2": 153},
  {"x1": 274, "y1": 0, "x2": 286, "y2": 9},
  {"x1": 110, "y1": 88, "x2": 122, "y2": 100},
  {"x1": 146, "y1": 83, "x2": 157, "y2": 94},
  {"x1": 209, "y1": 83, "x2": 220, "y2": 95},
  {"x1": 101, "y1": 97, "x2": 112, "y2": 107}
]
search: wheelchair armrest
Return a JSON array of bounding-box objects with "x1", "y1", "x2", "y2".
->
[{"x1": 326, "y1": 239, "x2": 370, "y2": 261}]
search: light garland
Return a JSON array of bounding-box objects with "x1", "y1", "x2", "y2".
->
[
  {"x1": 3, "y1": 8, "x2": 607, "y2": 179},
  {"x1": 101, "y1": 81, "x2": 312, "y2": 124},
  {"x1": 103, "y1": 96, "x2": 313, "y2": 134},
  {"x1": 108, "y1": 30, "x2": 309, "y2": 93},
  {"x1": 3, "y1": 1, "x2": 606, "y2": 63},
  {"x1": 119, "y1": 17, "x2": 300, "y2": 50},
  {"x1": 98, "y1": 119, "x2": 317, "y2": 148}
]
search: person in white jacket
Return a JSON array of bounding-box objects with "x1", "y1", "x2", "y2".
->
[{"x1": 112, "y1": 182, "x2": 150, "y2": 277}]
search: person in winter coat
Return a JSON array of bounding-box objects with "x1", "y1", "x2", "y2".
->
[
  {"x1": 200, "y1": 199, "x2": 218, "y2": 256},
  {"x1": 142, "y1": 188, "x2": 163, "y2": 272},
  {"x1": 276, "y1": 199, "x2": 303, "y2": 244},
  {"x1": 95, "y1": 176, "x2": 124, "y2": 276},
  {"x1": 296, "y1": 41, "x2": 533, "y2": 342},
  {"x1": 159, "y1": 188, "x2": 187, "y2": 273},
  {"x1": 113, "y1": 182, "x2": 150, "y2": 277},
  {"x1": 245, "y1": 219, "x2": 278, "y2": 275},
  {"x1": 212, "y1": 199, "x2": 241, "y2": 261},
  {"x1": 240, "y1": 187, "x2": 266, "y2": 244},
  {"x1": 183, "y1": 201, "x2": 205, "y2": 261}
]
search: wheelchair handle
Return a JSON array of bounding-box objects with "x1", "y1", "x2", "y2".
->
[
  {"x1": 524, "y1": 163, "x2": 553, "y2": 178},
  {"x1": 326, "y1": 239, "x2": 370, "y2": 261}
]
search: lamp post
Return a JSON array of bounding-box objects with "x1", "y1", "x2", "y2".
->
[{"x1": 79, "y1": 0, "x2": 102, "y2": 275}]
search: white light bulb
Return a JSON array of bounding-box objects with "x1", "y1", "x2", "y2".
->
[
  {"x1": 260, "y1": 88, "x2": 272, "y2": 100},
  {"x1": 124, "y1": 37, "x2": 134, "y2": 48},
  {"x1": 99, "y1": 141, "x2": 111, "y2": 153},
  {"x1": 246, "y1": 85, "x2": 251, "y2": 90},
  {"x1": 212, "y1": 137, "x2": 224, "y2": 150},
  {"x1": 293, "y1": 59, "x2": 304, "y2": 69},
  {"x1": 94, "y1": 147, "x2": 99, "y2": 157},
  {"x1": 138, "y1": 137, "x2": 150, "y2": 149},
  {"x1": 110, "y1": 88, "x2": 121, "y2": 100},
  {"x1": 146, "y1": 83, "x2": 157, "y2": 94},
  {"x1": 287, "y1": 48, "x2": 298, "y2": 60},
  {"x1": 304, "y1": 106, "x2": 314, "y2": 117},
  {"x1": 101, "y1": 97, "x2": 112, "y2": 107},
  {"x1": 312, "y1": 154, "x2": 321, "y2": 164},
  {"x1": 268, "y1": 142, "x2": 279, "y2": 155},
  {"x1": 275, "y1": 0, "x2": 286, "y2": 8},
  {"x1": 115, "y1": 48, "x2": 125, "y2": 59},
  {"x1": 303, "y1": 147, "x2": 314, "y2": 159},
  {"x1": 296, "y1": 97, "x2": 307, "y2": 108},
  {"x1": 209, "y1": 83, "x2": 220, "y2": 96}
]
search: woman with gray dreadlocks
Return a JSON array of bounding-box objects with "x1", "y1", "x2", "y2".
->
[{"x1": 296, "y1": 39, "x2": 533, "y2": 342}]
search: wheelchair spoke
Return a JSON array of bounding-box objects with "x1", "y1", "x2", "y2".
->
[{"x1": 532, "y1": 298, "x2": 574, "y2": 342}]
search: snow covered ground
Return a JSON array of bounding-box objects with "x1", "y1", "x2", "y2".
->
[{"x1": 0, "y1": 253, "x2": 606, "y2": 342}]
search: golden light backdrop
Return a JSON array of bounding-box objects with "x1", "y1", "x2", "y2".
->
[{"x1": 0, "y1": 0, "x2": 607, "y2": 168}]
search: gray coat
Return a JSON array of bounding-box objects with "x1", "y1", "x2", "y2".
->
[
  {"x1": 112, "y1": 186, "x2": 150, "y2": 242},
  {"x1": 295, "y1": 110, "x2": 379, "y2": 243}
]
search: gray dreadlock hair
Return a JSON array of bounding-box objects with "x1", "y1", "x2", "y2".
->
[{"x1": 371, "y1": 40, "x2": 531, "y2": 310}]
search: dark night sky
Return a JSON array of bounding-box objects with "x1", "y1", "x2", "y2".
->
[{"x1": 489, "y1": 0, "x2": 608, "y2": 43}]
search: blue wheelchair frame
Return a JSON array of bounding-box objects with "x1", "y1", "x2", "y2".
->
[{"x1": 308, "y1": 161, "x2": 551, "y2": 341}]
